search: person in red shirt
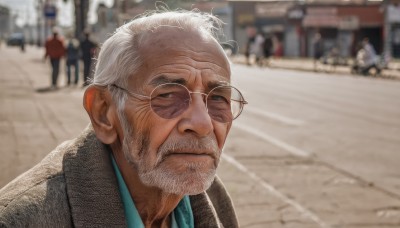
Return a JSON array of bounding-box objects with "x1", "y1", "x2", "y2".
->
[{"x1": 44, "y1": 29, "x2": 65, "y2": 89}]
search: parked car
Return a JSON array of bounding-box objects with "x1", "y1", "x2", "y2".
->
[{"x1": 7, "y1": 33, "x2": 25, "y2": 46}]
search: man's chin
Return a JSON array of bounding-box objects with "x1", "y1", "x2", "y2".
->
[{"x1": 139, "y1": 167, "x2": 216, "y2": 195}]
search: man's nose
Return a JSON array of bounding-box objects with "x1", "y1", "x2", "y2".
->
[{"x1": 177, "y1": 93, "x2": 213, "y2": 137}]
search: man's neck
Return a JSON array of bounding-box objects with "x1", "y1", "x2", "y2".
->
[{"x1": 113, "y1": 150, "x2": 183, "y2": 227}]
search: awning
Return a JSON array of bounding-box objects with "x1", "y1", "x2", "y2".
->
[
  {"x1": 255, "y1": 2, "x2": 294, "y2": 18},
  {"x1": 302, "y1": 15, "x2": 340, "y2": 28}
]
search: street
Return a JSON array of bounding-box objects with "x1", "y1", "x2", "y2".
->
[
  {"x1": 1, "y1": 46, "x2": 400, "y2": 227},
  {"x1": 225, "y1": 63, "x2": 400, "y2": 227}
]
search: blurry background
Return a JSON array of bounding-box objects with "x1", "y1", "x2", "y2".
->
[
  {"x1": 1, "y1": 1, "x2": 400, "y2": 227},
  {"x1": 0, "y1": 0, "x2": 400, "y2": 59}
]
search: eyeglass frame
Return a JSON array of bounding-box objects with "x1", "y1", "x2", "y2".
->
[{"x1": 108, "y1": 83, "x2": 248, "y2": 122}]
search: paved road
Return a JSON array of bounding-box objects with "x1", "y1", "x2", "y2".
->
[
  {"x1": 225, "y1": 64, "x2": 400, "y2": 227},
  {"x1": 1, "y1": 46, "x2": 400, "y2": 227}
]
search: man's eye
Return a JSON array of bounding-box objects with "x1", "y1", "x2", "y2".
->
[
  {"x1": 210, "y1": 95, "x2": 229, "y2": 103},
  {"x1": 157, "y1": 92, "x2": 175, "y2": 98}
]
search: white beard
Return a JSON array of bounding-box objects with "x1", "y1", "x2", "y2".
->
[
  {"x1": 120, "y1": 116, "x2": 220, "y2": 195},
  {"x1": 138, "y1": 159, "x2": 217, "y2": 195}
]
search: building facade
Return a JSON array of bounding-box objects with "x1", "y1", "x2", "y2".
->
[
  {"x1": 229, "y1": 0, "x2": 390, "y2": 59},
  {"x1": 386, "y1": 2, "x2": 400, "y2": 58},
  {"x1": 0, "y1": 5, "x2": 10, "y2": 39}
]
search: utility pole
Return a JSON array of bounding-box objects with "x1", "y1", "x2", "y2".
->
[
  {"x1": 74, "y1": 0, "x2": 89, "y2": 38},
  {"x1": 383, "y1": 0, "x2": 392, "y2": 59},
  {"x1": 36, "y1": 0, "x2": 43, "y2": 46}
]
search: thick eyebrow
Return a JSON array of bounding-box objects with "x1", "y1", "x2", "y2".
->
[
  {"x1": 148, "y1": 75, "x2": 187, "y2": 86},
  {"x1": 207, "y1": 80, "x2": 230, "y2": 89}
]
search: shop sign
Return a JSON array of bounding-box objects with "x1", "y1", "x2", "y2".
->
[
  {"x1": 388, "y1": 4, "x2": 400, "y2": 23},
  {"x1": 288, "y1": 8, "x2": 304, "y2": 19},
  {"x1": 255, "y1": 3, "x2": 293, "y2": 18},
  {"x1": 237, "y1": 14, "x2": 255, "y2": 25},
  {"x1": 303, "y1": 15, "x2": 339, "y2": 27},
  {"x1": 307, "y1": 7, "x2": 337, "y2": 16},
  {"x1": 339, "y1": 16, "x2": 359, "y2": 30},
  {"x1": 262, "y1": 24, "x2": 285, "y2": 33}
]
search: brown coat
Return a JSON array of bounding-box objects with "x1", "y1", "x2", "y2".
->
[
  {"x1": 45, "y1": 36, "x2": 65, "y2": 59},
  {"x1": 0, "y1": 126, "x2": 238, "y2": 227}
]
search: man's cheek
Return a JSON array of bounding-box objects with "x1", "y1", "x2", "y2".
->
[
  {"x1": 133, "y1": 105, "x2": 153, "y2": 127},
  {"x1": 148, "y1": 121, "x2": 177, "y2": 153},
  {"x1": 215, "y1": 123, "x2": 231, "y2": 149}
]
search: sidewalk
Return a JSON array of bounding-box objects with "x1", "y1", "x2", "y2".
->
[
  {"x1": 0, "y1": 45, "x2": 89, "y2": 188},
  {"x1": 230, "y1": 55, "x2": 400, "y2": 80}
]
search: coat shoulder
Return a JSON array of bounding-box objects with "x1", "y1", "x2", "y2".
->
[
  {"x1": 206, "y1": 176, "x2": 239, "y2": 228},
  {"x1": 0, "y1": 139, "x2": 78, "y2": 227},
  {"x1": 0, "y1": 175, "x2": 72, "y2": 227}
]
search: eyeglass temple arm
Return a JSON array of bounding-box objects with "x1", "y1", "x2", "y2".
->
[
  {"x1": 231, "y1": 98, "x2": 248, "y2": 104},
  {"x1": 109, "y1": 84, "x2": 150, "y2": 99}
]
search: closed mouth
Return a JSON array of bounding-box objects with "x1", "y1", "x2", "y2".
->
[{"x1": 164, "y1": 151, "x2": 216, "y2": 160}]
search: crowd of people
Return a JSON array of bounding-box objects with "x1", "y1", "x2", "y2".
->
[
  {"x1": 245, "y1": 32, "x2": 280, "y2": 67},
  {"x1": 44, "y1": 28, "x2": 98, "y2": 89}
]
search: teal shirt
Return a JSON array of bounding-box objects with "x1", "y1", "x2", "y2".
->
[{"x1": 111, "y1": 155, "x2": 194, "y2": 228}]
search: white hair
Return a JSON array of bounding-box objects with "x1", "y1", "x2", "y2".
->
[{"x1": 91, "y1": 9, "x2": 226, "y2": 115}]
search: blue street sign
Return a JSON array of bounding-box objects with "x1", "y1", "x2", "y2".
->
[{"x1": 44, "y1": 4, "x2": 56, "y2": 19}]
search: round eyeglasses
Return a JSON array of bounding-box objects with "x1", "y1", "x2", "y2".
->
[{"x1": 110, "y1": 83, "x2": 247, "y2": 123}]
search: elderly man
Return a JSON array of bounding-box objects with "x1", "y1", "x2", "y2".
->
[{"x1": 0, "y1": 10, "x2": 247, "y2": 227}]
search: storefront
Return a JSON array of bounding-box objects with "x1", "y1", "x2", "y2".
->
[
  {"x1": 387, "y1": 3, "x2": 400, "y2": 58},
  {"x1": 230, "y1": 1, "x2": 256, "y2": 54},
  {"x1": 302, "y1": 7, "x2": 340, "y2": 58},
  {"x1": 285, "y1": 6, "x2": 304, "y2": 57},
  {"x1": 302, "y1": 5, "x2": 383, "y2": 59},
  {"x1": 337, "y1": 5, "x2": 384, "y2": 56},
  {"x1": 255, "y1": 2, "x2": 294, "y2": 57},
  {"x1": 230, "y1": 1, "x2": 292, "y2": 55}
]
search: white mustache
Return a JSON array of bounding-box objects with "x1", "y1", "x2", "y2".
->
[{"x1": 157, "y1": 136, "x2": 220, "y2": 163}]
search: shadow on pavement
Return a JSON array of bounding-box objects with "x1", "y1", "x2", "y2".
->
[{"x1": 36, "y1": 87, "x2": 59, "y2": 93}]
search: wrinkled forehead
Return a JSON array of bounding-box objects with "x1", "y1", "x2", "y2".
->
[
  {"x1": 138, "y1": 26, "x2": 223, "y2": 56},
  {"x1": 131, "y1": 27, "x2": 231, "y2": 87}
]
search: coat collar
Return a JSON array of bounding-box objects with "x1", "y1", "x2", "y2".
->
[
  {"x1": 62, "y1": 125, "x2": 222, "y2": 227},
  {"x1": 63, "y1": 125, "x2": 127, "y2": 227}
]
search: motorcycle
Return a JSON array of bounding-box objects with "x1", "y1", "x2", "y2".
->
[{"x1": 351, "y1": 52, "x2": 389, "y2": 76}]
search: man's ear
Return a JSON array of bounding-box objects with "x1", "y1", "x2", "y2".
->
[{"x1": 83, "y1": 85, "x2": 118, "y2": 144}]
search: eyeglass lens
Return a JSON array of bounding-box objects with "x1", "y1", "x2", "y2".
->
[{"x1": 150, "y1": 83, "x2": 244, "y2": 123}]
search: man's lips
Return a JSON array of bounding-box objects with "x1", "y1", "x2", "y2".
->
[
  {"x1": 164, "y1": 151, "x2": 216, "y2": 160},
  {"x1": 164, "y1": 153, "x2": 214, "y2": 164}
]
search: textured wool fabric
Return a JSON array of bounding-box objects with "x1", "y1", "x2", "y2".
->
[{"x1": 0, "y1": 125, "x2": 238, "y2": 227}]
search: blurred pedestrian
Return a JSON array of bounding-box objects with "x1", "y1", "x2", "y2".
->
[
  {"x1": 65, "y1": 33, "x2": 80, "y2": 86},
  {"x1": 245, "y1": 35, "x2": 255, "y2": 66},
  {"x1": 360, "y1": 37, "x2": 380, "y2": 75},
  {"x1": 245, "y1": 26, "x2": 257, "y2": 66},
  {"x1": 20, "y1": 35, "x2": 25, "y2": 53},
  {"x1": 245, "y1": 32, "x2": 264, "y2": 66},
  {"x1": 254, "y1": 32, "x2": 265, "y2": 66},
  {"x1": 80, "y1": 31, "x2": 98, "y2": 86},
  {"x1": 44, "y1": 28, "x2": 65, "y2": 89},
  {"x1": 313, "y1": 32, "x2": 324, "y2": 71},
  {"x1": 262, "y1": 34, "x2": 273, "y2": 67},
  {"x1": 272, "y1": 35, "x2": 283, "y2": 58},
  {"x1": 351, "y1": 42, "x2": 365, "y2": 74}
]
